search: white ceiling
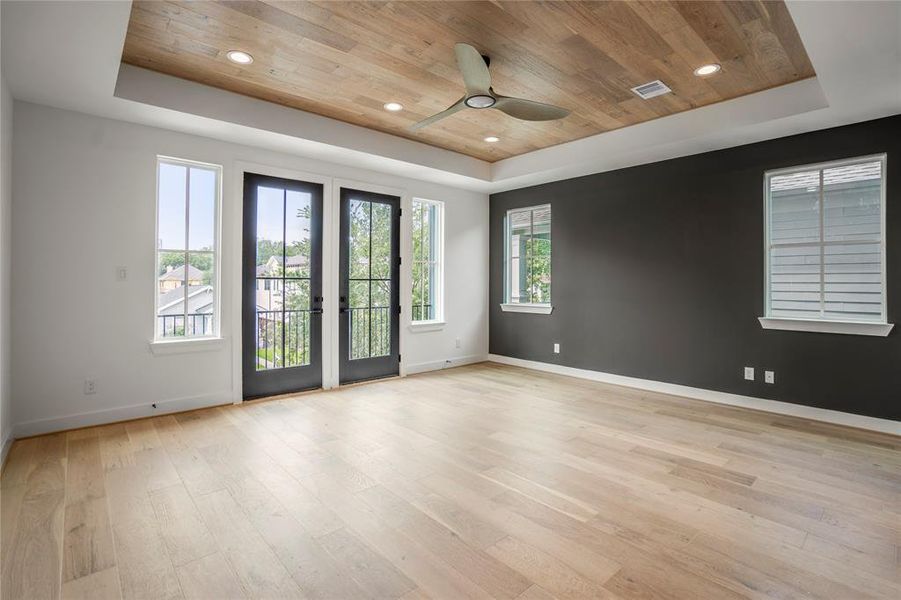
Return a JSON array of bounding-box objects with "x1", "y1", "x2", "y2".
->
[{"x1": 2, "y1": 1, "x2": 899, "y2": 194}]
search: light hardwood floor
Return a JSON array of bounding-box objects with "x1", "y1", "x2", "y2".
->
[{"x1": 1, "y1": 362, "x2": 899, "y2": 599}]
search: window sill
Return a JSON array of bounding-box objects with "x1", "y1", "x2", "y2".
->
[
  {"x1": 409, "y1": 321, "x2": 446, "y2": 333},
  {"x1": 500, "y1": 303, "x2": 553, "y2": 315},
  {"x1": 758, "y1": 317, "x2": 894, "y2": 337},
  {"x1": 149, "y1": 337, "x2": 226, "y2": 355}
]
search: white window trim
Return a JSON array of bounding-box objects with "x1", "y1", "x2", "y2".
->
[
  {"x1": 411, "y1": 198, "x2": 445, "y2": 327},
  {"x1": 408, "y1": 320, "x2": 447, "y2": 332},
  {"x1": 500, "y1": 303, "x2": 554, "y2": 314},
  {"x1": 153, "y1": 156, "x2": 223, "y2": 346},
  {"x1": 761, "y1": 154, "x2": 891, "y2": 335},
  {"x1": 503, "y1": 204, "x2": 552, "y2": 312},
  {"x1": 149, "y1": 336, "x2": 227, "y2": 355},
  {"x1": 758, "y1": 317, "x2": 893, "y2": 337}
]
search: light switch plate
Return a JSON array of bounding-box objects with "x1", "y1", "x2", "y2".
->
[
  {"x1": 765, "y1": 370, "x2": 775, "y2": 384},
  {"x1": 744, "y1": 367, "x2": 755, "y2": 381}
]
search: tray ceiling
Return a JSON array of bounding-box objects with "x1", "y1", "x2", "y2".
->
[{"x1": 122, "y1": 1, "x2": 815, "y2": 162}]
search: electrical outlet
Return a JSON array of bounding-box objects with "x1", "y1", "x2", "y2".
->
[
  {"x1": 116, "y1": 266, "x2": 128, "y2": 281},
  {"x1": 455, "y1": 338, "x2": 461, "y2": 349},
  {"x1": 84, "y1": 379, "x2": 97, "y2": 395},
  {"x1": 765, "y1": 370, "x2": 775, "y2": 384},
  {"x1": 553, "y1": 343, "x2": 560, "y2": 354},
  {"x1": 744, "y1": 367, "x2": 755, "y2": 381}
]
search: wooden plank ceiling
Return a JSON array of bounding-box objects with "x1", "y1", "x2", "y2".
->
[{"x1": 122, "y1": 1, "x2": 815, "y2": 162}]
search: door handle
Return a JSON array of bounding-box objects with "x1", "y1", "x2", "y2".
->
[{"x1": 310, "y1": 308, "x2": 323, "y2": 315}]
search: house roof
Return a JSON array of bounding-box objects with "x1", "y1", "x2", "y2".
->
[
  {"x1": 256, "y1": 254, "x2": 308, "y2": 276},
  {"x1": 159, "y1": 264, "x2": 204, "y2": 281},
  {"x1": 158, "y1": 285, "x2": 214, "y2": 315}
]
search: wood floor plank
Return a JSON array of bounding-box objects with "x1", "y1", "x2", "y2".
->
[
  {"x1": 174, "y1": 553, "x2": 246, "y2": 600},
  {"x1": 61, "y1": 566, "x2": 122, "y2": 600},
  {"x1": 1, "y1": 363, "x2": 898, "y2": 599},
  {"x1": 63, "y1": 436, "x2": 116, "y2": 582}
]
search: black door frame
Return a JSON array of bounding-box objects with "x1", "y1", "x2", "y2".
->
[
  {"x1": 338, "y1": 187, "x2": 401, "y2": 384},
  {"x1": 242, "y1": 172, "x2": 324, "y2": 399}
]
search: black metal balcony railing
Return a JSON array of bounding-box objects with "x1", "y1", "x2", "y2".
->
[
  {"x1": 256, "y1": 309, "x2": 311, "y2": 370},
  {"x1": 349, "y1": 306, "x2": 390, "y2": 359},
  {"x1": 158, "y1": 313, "x2": 214, "y2": 337},
  {"x1": 411, "y1": 304, "x2": 433, "y2": 322}
]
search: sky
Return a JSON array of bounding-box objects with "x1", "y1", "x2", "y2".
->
[{"x1": 158, "y1": 165, "x2": 311, "y2": 252}]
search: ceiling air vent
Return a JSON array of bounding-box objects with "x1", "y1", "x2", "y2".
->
[{"x1": 631, "y1": 80, "x2": 672, "y2": 100}]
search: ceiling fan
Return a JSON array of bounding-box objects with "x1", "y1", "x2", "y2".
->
[{"x1": 410, "y1": 43, "x2": 570, "y2": 131}]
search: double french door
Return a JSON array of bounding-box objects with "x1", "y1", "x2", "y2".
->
[{"x1": 242, "y1": 177, "x2": 399, "y2": 398}]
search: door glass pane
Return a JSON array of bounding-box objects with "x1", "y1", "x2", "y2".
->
[
  {"x1": 256, "y1": 186, "x2": 285, "y2": 273},
  {"x1": 347, "y1": 198, "x2": 393, "y2": 361},
  {"x1": 349, "y1": 279, "x2": 370, "y2": 360},
  {"x1": 253, "y1": 184, "x2": 314, "y2": 372},
  {"x1": 349, "y1": 200, "x2": 370, "y2": 279},
  {"x1": 285, "y1": 277, "x2": 311, "y2": 367},
  {"x1": 158, "y1": 163, "x2": 186, "y2": 250},
  {"x1": 371, "y1": 280, "x2": 390, "y2": 358},
  {"x1": 371, "y1": 202, "x2": 391, "y2": 280},
  {"x1": 285, "y1": 190, "x2": 312, "y2": 277},
  {"x1": 257, "y1": 312, "x2": 283, "y2": 370}
]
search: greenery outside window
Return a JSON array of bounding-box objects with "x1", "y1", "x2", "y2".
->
[
  {"x1": 411, "y1": 198, "x2": 444, "y2": 325},
  {"x1": 154, "y1": 156, "x2": 221, "y2": 341},
  {"x1": 503, "y1": 204, "x2": 552, "y2": 314}
]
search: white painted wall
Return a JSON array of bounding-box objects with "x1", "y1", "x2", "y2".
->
[
  {"x1": 11, "y1": 102, "x2": 488, "y2": 437},
  {"x1": 1, "y1": 74, "x2": 13, "y2": 458}
]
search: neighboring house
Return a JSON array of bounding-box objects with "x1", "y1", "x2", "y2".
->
[
  {"x1": 158, "y1": 264, "x2": 204, "y2": 293},
  {"x1": 157, "y1": 285, "x2": 214, "y2": 336},
  {"x1": 255, "y1": 254, "x2": 308, "y2": 311}
]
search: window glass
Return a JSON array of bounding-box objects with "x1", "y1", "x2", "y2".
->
[
  {"x1": 412, "y1": 199, "x2": 443, "y2": 322},
  {"x1": 156, "y1": 159, "x2": 220, "y2": 339},
  {"x1": 766, "y1": 156, "x2": 885, "y2": 323},
  {"x1": 506, "y1": 205, "x2": 551, "y2": 305}
]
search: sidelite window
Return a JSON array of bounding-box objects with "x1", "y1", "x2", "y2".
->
[
  {"x1": 503, "y1": 204, "x2": 552, "y2": 313},
  {"x1": 155, "y1": 157, "x2": 221, "y2": 340},
  {"x1": 411, "y1": 199, "x2": 444, "y2": 324},
  {"x1": 763, "y1": 154, "x2": 891, "y2": 336}
]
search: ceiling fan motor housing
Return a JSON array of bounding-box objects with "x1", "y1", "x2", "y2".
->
[{"x1": 465, "y1": 94, "x2": 496, "y2": 109}]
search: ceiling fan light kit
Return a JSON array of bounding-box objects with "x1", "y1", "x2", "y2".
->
[{"x1": 411, "y1": 43, "x2": 570, "y2": 131}]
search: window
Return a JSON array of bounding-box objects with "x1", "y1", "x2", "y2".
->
[
  {"x1": 761, "y1": 154, "x2": 892, "y2": 336},
  {"x1": 411, "y1": 198, "x2": 444, "y2": 324},
  {"x1": 503, "y1": 204, "x2": 552, "y2": 313},
  {"x1": 155, "y1": 157, "x2": 221, "y2": 340}
]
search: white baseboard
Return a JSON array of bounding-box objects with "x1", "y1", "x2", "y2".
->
[
  {"x1": 406, "y1": 354, "x2": 487, "y2": 376},
  {"x1": 488, "y1": 354, "x2": 900, "y2": 436},
  {"x1": 12, "y1": 391, "x2": 234, "y2": 439},
  {"x1": 1, "y1": 428, "x2": 13, "y2": 469}
]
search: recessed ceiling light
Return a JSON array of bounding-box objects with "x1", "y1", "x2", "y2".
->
[
  {"x1": 226, "y1": 50, "x2": 254, "y2": 65},
  {"x1": 383, "y1": 102, "x2": 404, "y2": 112},
  {"x1": 484, "y1": 136, "x2": 500, "y2": 143},
  {"x1": 693, "y1": 63, "x2": 721, "y2": 76}
]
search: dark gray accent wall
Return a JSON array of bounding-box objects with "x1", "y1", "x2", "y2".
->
[{"x1": 490, "y1": 115, "x2": 901, "y2": 421}]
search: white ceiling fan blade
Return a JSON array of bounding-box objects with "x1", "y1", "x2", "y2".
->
[
  {"x1": 409, "y1": 97, "x2": 467, "y2": 131},
  {"x1": 493, "y1": 95, "x2": 570, "y2": 121},
  {"x1": 454, "y1": 43, "x2": 491, "y2": 96}
]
